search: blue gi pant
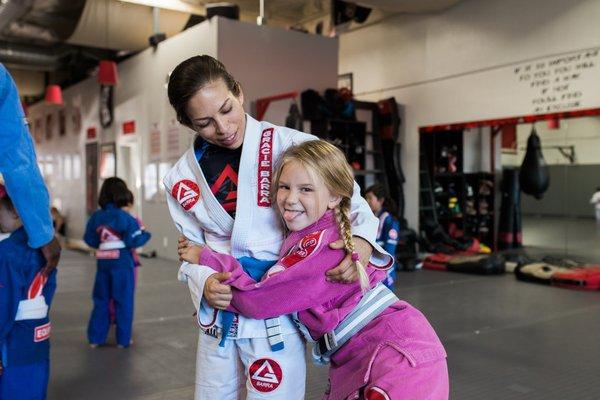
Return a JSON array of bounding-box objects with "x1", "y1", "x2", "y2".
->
[
  {"x1": 87, "y1": 267, "x2": 135, "y2": 347},
  {"x1": 0, "y1": 360, "x2": 49, "y2": 400}
]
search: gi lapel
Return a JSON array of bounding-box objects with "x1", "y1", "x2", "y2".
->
[{"x1": 185, "y1": 142, "x2": 234, "y2": 234}]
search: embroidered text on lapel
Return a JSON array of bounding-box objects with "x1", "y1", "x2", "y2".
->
[
  {"x1": 257, "y1": 128, "x2": 274, "y2": 207},
  {"x1": 172, "y1": 179, "x2": 201, "y2": 210}
]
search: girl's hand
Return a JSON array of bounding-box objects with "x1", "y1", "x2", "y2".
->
[
  {"x1": 178, "y1": 240, "x2": 205, "y2": 264},
  {"x1": 326, "y1": 236, "x2": 372, "y2": 283}
]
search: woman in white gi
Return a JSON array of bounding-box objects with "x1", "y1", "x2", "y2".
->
[{"x1": 163, "y1": 55, "x2": 392, "y2": 399}]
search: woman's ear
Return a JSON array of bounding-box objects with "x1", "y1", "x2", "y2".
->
[{"x1": 327, "y1": 194, "x2": 342, "y2": 210}]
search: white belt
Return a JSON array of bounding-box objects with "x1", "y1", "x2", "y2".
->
[
  {"x1": 99, "y1": 240, "x2": 126, "y2": 250},
  {"x1": 15, "y1": 296, "x2": 49, "y2": 321}
]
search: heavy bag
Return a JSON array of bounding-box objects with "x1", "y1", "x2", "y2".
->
[
  {"x1": 498, "y1": 168, "x2": 523, "y2": 250},
  {"x1": 519, "y1": 126, "x2": 550, "y2": 199},
  {"x1": 446, "y1": 254, "x2": 506, "y2": 275}
]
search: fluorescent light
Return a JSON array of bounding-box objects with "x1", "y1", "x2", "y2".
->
[{"x1": 118, "y1": 0, "x2": 205, "y2": 15}]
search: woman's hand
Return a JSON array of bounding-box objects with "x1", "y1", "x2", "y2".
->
[{"x1": 326, "y1": 236, "x2": 373, "y2": 283}]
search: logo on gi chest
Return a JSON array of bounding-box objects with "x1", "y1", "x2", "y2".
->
[
  {"x1": 172, "y1": 179, "x2": 200, "y2": 210},
  {"x1": 249, "y1": 358, "x2": 282, "y2": 393}
]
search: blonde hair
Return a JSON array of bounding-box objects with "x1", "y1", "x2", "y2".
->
[{"x1": 272, "y1": 140, "x2": 370, "y2": 291}]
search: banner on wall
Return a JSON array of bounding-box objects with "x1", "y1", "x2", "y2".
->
[
  {"x1": 100, "y1": 85, "x2": 114, "y2": 128},
  {"x1": 149, "y1": 123, "x2": 161, "y2": 161},
  {"x1": 166, "y1": 118, "x2": 181, "y2": 159}
]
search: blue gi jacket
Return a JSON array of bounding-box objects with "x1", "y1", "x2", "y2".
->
[
  {"x1": 376, "y1": 210, "x2": 400, "y2": 261},
  {"x1": 83, "y1": 203, "x2": 151, "y2": 269},
  {"x1": 0, "y1": 227, "x2": 57, "y2": 367},
  {"x1": 0, "y1": 64, "x2": 54, "y2": 248}
]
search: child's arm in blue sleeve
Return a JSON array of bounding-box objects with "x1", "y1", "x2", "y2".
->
[
  {"x1": 83, "y1": 214, "x2": 100, "y2": 248},
  {"x1": 123, "y1": 214, "x2": 151, "y2": 249}
]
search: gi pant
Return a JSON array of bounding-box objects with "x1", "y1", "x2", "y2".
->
[
  {"x1": 0, "y1": 360, "x2": 49, "y2": 400},
  {"x1": 195, "y1": 331, "x2": 306, "y2": 400},
  {"x1": 87, "y1": 267, "x2": 135, "y2": 347}
]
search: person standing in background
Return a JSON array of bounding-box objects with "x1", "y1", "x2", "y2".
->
[{"x1": 0, "y1": 64, "x2": 61, "y2": 277}]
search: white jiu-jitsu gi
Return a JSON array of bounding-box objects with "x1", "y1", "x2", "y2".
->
[{"x1": 164, "y1": 114, "x2": 392, "y2": 399}]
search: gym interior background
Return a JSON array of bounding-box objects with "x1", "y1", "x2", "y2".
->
[{"x1": 2, "y1": 0, "x2": 599, "y2": 398}]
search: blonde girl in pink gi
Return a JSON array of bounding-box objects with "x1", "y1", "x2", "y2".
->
[{"x1": 179, "y1": 140, "x2": 449, "y2": 399}]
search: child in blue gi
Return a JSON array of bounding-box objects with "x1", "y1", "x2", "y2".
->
[
  {"x1": 84, "y1": 177, "x2": 151, "y2": 348},
  {"x1": 365, "y1": 184, "x2": 400, "y2": 288},
  {"x1": 0, "y1": 184, "x2": 57, "y2": 400}
]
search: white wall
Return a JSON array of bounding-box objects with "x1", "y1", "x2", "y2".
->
[
  {"x1": 30, "y1": 17, "x2": 337, "y2": 260},
  {"x1": 339, "y1": 0, "x2": 600, "y2": 228}
]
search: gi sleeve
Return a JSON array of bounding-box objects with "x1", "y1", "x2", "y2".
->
[
  {"x1": 381, "y1": 215, "x2": 400, "y2": 256},
  {"x1": 0, "y1": 65, "x2": 54, "y2": 248},
  {"x1": 122, "y1": 213, "x2": 151, "y2": 249},
  {"x1": 83, "y1": 213, "x2": 100, "y2": 248},
  {"x1": 199, "y1": 244, "x2": 356, "y2": 320},
  {"x1": 288, "y1": 129, "x2": 393, "y2": 268},
  {"x1": 163, "y1": 179, "x2": 217, "y2": 309}
]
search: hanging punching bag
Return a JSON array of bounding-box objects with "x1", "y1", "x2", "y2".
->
[{"x1": 519, "y1": 126, "x2": 550, "y2": 199}]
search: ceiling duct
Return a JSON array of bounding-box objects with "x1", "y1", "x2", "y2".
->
[
  {"x1": 67, "y1": 0, "x2": 190, "y2": 51},
  {"x1": 0, "y1": 43, "x2": 70, "y2": 71}
]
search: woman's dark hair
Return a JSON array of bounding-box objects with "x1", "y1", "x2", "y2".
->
[
  {"x1": 168, "y1": 55, "x2": 241, "y2": 128},
  {"x1": 365, "y1": 183, "x2": 398, "y2": 216},
  {"x1": 98, "y1": 177, "x2": 131, "y2": 208}
]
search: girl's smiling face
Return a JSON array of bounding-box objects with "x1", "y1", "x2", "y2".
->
[{"x1": 276, "y1": 161, "x2": 341, "y2": 231}]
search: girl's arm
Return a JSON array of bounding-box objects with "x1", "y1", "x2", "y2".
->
[
  {"x1": 82, "y1": 214, "x2": 100, "y2": 248},
  {"x1": 198, "y1": 237, "x2": 358, "y2": 320},
  {"x1": 123, "y1": 213, "x2": 151, "y2": 249}
]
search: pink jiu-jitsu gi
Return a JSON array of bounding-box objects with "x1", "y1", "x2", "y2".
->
[{"x1": 196, "y1": 210, "x2": 449, "y2": 400}]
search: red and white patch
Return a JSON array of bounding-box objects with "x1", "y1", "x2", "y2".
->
[
  {"x1": 172, "y1": 179, "x2": 201, "y2": 210},
  {"x1": 97, "y1": 226, "x2": 122, "y2": 243},
  {"x1": 27, "y1": 272, "x2": 47, "y2": 299},
  {"x1": 248, "y1": 358, "x2": 282, "y2": 393},
  {"x1": 34, "y1": 322, "x2": 51, "y2": 342},
  {"x1": 96, "y1": 250, "x2": 120, "y2": 259},
  {"x1": 257, "y1": 128, "x2": 273, "y2": 207},
  {"x1": 388, "y1": 229, "x2": 398, "y2": 240},
  {"x1": 365, "y1": 386, "x2": 391, "y2": 400},
  {"x1": 277, "y1": 230, "x2": 325, "y2": 270}
]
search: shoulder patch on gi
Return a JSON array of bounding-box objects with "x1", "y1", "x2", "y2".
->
[
  {"x1": 266, "y1": 230, "x2": 325, "y2": 278},
  {"x1": 172, "y1": 179, "x2": 200, "y2": 210},
  {"x1": 365, "y1": 386, "x2": 391, "y2": 400},
  {"x1": 388, "y1": 228, "x2": 398, "y2": 240},
  {"x1": 249, "y1": 358, "x2": 283, "y2": 393}
]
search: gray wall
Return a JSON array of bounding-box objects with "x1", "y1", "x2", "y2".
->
[{"x1": 521, "y1": 164, "x2": 600, "y2": 218}]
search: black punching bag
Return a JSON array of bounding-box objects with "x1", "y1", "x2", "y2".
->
[{"x1": 519, "y1": 126, "x2": 550, "y2": 199}]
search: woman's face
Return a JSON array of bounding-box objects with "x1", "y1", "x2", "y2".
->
[{"x1": 186, "y1": 79, "x2": 246, "y2": 149}]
